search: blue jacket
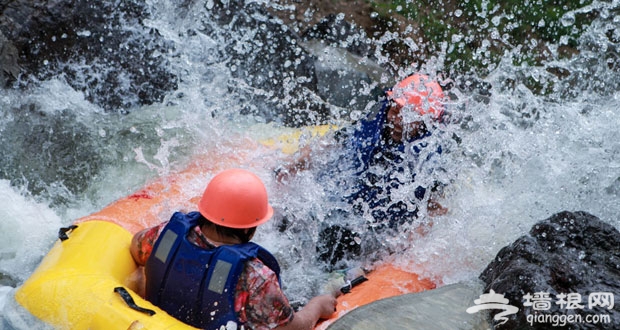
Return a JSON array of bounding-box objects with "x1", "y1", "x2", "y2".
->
[
  {"x1": 326, "y1": 99, "x2": 443, "y2": 227},
  {"x1": 145, "y1": 212, "x2": 281, "y2": 329}
]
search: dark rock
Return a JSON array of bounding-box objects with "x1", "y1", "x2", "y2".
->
[
  {"x1": 0, "y1": 30, "x2": 19, "y2": 86},
  {"x1": 198, "y1": 0, "x2": 328, "y2": 127},
  {"x1": 480, "y1": 211, "x2": 620, "y2": 329},
  {"x1": 0, "y1": 272, "x2": 18, "y2": 287},
  {"x1": 0, "y1": 0, "x2": 177, "y2": 112},
  {"x1": 0, "y1": 103, "x2": 104, "y2": 205},
  {"x1": 301, "y1": 13, "x2": 373, "y2": 58},
  {"x1": 300, "y1": 14, "x2": 384, "y2": 117},
  {"x1": 1, "y1": 0, "x2": 385, "y2": 126}
]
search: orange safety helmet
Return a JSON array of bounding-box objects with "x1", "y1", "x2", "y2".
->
[
  {"x1": 386, "y1": 73, "x2": 445, "y2": 120},
  {"x1": 198, "y1": 168, "x2": 274, "y2": 229}
]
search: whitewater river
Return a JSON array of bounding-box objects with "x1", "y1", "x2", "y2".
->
[{"x1": 1, "y1": 0, "x2": 619, "y2": 328}]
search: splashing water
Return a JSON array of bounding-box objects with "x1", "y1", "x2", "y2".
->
[{"x1": 1, "y1": 0, "x2": 620, "y2": 327}]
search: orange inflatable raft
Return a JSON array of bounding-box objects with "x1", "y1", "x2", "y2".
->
[{"x1": 14, "y1": 124, "x2": 436, "y2": 329}]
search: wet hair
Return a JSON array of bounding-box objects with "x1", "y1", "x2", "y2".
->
[{"x1": 197, "y1": 214, "x2": 257, "y2": 243}]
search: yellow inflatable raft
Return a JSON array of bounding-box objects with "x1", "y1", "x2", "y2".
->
[{"x1": 15, "y1": 220, "x2": 194, "y2": 330}]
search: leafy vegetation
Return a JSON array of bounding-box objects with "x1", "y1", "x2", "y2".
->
[{"x1": 369, "y1": 0, "x2": 595, "y2": 78}]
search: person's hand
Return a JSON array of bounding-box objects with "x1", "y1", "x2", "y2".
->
[
  {"x1": 308, "y1": 294, "x2": 338, "y2": 319},
  {"x1": 276, "y1": 292, "x2": 338, "y2": 330},
  {"x1": 274, "y1": 146, "x2": 312, "y2": 183},
  {"x1": 427, "y1": 197, "x2": 448, "y2": 217},
  {"x1": 274, "y1": 165, "x2": 293, "y2": 183},
  {"x1": 322, "y1": 275, "x2": 346, "y2": 298}
]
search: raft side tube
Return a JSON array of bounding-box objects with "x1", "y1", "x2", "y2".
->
[{"x1": 14, "y1": 221, "x2": 198, "y2": 330}]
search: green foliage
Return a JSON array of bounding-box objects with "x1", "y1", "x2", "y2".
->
[{"x1": 369, "y1": 0, "x2": 594, "y2": 77}]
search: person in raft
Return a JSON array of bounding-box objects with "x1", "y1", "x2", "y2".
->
[
  {"x1": 130, "y1": 168, "x2": 337, "y2": 330},
  {"x1": 275, "y1": 73, "x2": 448, "y2": 267}
]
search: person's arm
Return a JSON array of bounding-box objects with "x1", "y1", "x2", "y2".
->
[
  {"x1": 274, "y1": 145, "x2": 313, "y2": 182},
  {"x1": 128, "y1": 224, "x2": 165, "y2": 298},
  {"x1": 275, "y1": 294, "x2": 337, "y2": 330},
  {"x1": 238, "y1": 260, "x2": 338, "y2": 330},
  {"x1": 130, "y1": 224, "x2": 165, "y2": 266}
]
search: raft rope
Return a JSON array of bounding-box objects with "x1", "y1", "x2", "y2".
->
[{"x1": 114, "y1": 287, "x2": 157, "y2": 316}]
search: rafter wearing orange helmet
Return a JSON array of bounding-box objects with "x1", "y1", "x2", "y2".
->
[{"x1": 131, "y1": 168, "x2": 337, "y2": 330}]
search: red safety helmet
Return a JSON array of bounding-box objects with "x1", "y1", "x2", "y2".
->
[
  {"x1": 198, "y1": 169, "x2": 273, "y2": 229},
  {"x1": 386, "y1": 73, "x2": 445, "y2": 120}
]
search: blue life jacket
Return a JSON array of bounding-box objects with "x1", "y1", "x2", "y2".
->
[
  {"x1": 339, "y1": 99, "x2": 443, "y2": 226},
  {"x1": 144, "y1": 211, "x2": 281, "y2": 329},
  {"x1": 348, "y1": 98, "x2": 441, "y2": 173}
]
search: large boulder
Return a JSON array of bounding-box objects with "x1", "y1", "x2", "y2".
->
[
  {"x1": 327, "y1": 281, "x2": 490, "y2": 330},
  {"x1": 200, "y1": 1, "x2": 384, "y2": 126},
  {"x1": 0, "y1": 30, "x2": 19, "y2": 86},
  {"x1": 0, "y1": 103, "x2": 104, "y2": 204},
  {"x1": 1, "y1": 0, "x2": 385, "y2": 125},
  {"x1": 0, "y1": 0, "x2": 177, "y2": 112},
  {"x1": 480, "y1": 211, "x2": 620, "y2": 329},
  {"x1": 300, "y1": 14, "x2": 384, "y2": 111}
]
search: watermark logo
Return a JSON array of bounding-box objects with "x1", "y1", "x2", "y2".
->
[
  {"x1": 467, "y1": 290, "x2": 615, "y2": 327},
  {"x1": 466, "y1": 289, "x2": 519, "y2": 325}
]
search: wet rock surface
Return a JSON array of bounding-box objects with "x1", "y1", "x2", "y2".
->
[
  {"x1": 480, "y1": 211, "x2": 620, "y2": 329},
  {"x1": 0, "y1": 103, "x2": 104, "y2": 203},
  {"x1": 0, "y1": 0, "x2": 384, "y2": 123},
  {"x1": 327, "y1": 280, "x2": 490, "y2": 330},
  {"x1": 197, "y1": 0, "x2": 327, "y2": 126},
  {"x1": 0, "y1": 30, "x2": 19, "y2": 86},
  {"x1": 0, "y1": 272, "x2": 17, "y2": 287},
  {"x1": 0, "y1": 0, "x2": 177, "y2": 111}
]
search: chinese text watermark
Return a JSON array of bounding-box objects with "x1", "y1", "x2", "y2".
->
[{"x1": 467, "y1": 290, "x2": 614, "y2": 327}]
